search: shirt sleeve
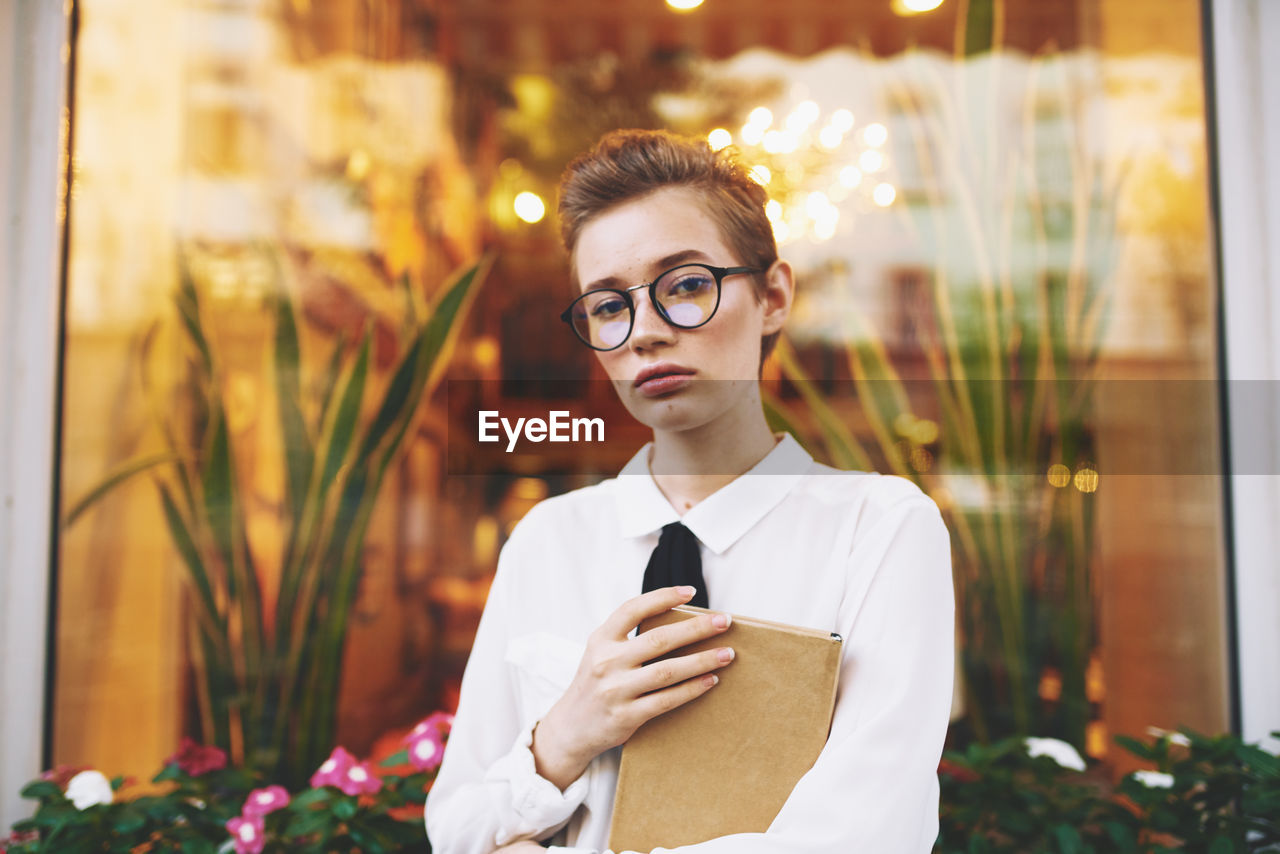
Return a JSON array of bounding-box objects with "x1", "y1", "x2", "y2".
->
[
  {"x1": 425, "y1": 512, "x2": 592, "y2": 854},
  {"x1": 547, "y1": 492, "x2": 955, "y2": 854}
]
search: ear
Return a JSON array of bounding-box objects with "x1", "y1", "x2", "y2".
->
[{"x1": 758, "y1": 259, "x2": 795, "y2": 336}]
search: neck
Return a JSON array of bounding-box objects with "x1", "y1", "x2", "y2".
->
[{"x1": 648, "y1": 384, "x2": 779, "y2": 514}]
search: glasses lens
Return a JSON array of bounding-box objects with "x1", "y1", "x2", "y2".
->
[
  {"x1": 571, "y1": 290, "x2": 632, "y2": 350},
  {"x1": 654, "y1": 265, "x2": 718, "y2": 328}
]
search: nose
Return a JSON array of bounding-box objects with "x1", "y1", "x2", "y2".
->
[{"x1": 627, "y1": 288, "x2": 675, "y2": 352}]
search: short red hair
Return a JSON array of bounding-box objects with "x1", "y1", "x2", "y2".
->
[{"x1": 557, "y1": 129, "x2": 782, "y2": 361}]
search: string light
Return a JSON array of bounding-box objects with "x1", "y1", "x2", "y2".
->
[
  {"x1": 839, "y1": 165, "x2": 863, "y2": 188},
  {"x1": 748, "y1": 106, "x2": 773, "y2": 129},
  {"x1": 873, "y1": 183, "x2": 897, "y2": 206},
  {"x1": 707, "y1": 128, "x2": 732, "y2": 151},
  {"x1": 513, "y1": 191, "x2": 546, "y2": 223}
]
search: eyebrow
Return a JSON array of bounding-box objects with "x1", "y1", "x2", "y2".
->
[{"x1": 581, "y1": 249, "x2": 716, "y2": 292}]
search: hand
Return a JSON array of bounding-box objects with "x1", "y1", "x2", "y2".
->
[{"x1": 531, "y1": 585, "x2": 735, "y2": 790}]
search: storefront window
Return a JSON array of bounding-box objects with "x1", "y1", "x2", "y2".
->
[{"x1": 55, "y1": 0, "x2": 1226, "y2": 790}]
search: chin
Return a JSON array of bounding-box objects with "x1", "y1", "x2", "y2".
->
[{"x1": 616, "y1": 380, "x2": 746, "y2": 435}]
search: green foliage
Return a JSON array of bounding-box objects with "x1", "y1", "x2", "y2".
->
[
  {"x1": 4, "y1": 747, "x2": 441, "y2": 854},
  {"x1": 62, "y1": 253, "x2": 487, "y2": 785},
  {"x1": 936, "y1": 730, "x2": 1280, "y2": 853}
]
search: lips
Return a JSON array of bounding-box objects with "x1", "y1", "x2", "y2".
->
[{"x1": 633, "y1": 362, "x2": 696, "y2": 397}]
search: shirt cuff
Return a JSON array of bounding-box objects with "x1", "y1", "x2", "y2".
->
[{"x1": 485, "y1": 718, "x2": 590, "y2": 840}]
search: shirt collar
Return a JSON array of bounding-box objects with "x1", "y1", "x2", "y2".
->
[{"x1": 612, "y1": 433, "x2": 813, "y2": 555}]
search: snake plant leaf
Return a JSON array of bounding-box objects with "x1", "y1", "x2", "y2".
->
[
  {"x1": 157, "y1": 483, "x2": 222, "y2": 634},
  {"x1": 356, "y1": 329, "x2": 425, "y2": 471},
  {"x1": 317, "y1": 332, "x2": 349, "y2": 429},
  {"x1": 274, "y1": 293, "x2": 313, "y2": 536},
  {"x1": 420, "y1": 255, "x2": 490, "y2": 394},
  {"x1": 317, "y1": 331, "x2": 371, "y2": 500},
  {"x1": 202, "y1": 405, "x2": 239, "y2": 598},
  {"x1": 357, "y1": 257, "x2": 487, "y2": 468},
  {"x1": 175, "y1": 256, "x2": 213, "y2": 375},
  {"x1": 63, "y1": 452, "x2": 181, "y2": 528}
]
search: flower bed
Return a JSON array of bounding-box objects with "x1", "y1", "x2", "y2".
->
[
  {"x1": 6, "y1": 724, "x2": 1278, "y2": 852},
  {"x1": 3, "y1": 713, "x2": 452, "y2": 854}
]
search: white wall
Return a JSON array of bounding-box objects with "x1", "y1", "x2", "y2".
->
[
  {"x1": 1210, "y1": 0, "x2": 1280, "y2": 749},
  {"x1": 0, "y1": 0, "x2": 70, "y2": 829}
]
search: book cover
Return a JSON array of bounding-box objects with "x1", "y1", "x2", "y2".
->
[{"x1": 607, "y1": 605, "x2": 843, "y2": 852}]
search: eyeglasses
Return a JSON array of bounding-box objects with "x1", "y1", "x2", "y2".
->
[{"x1": 560, "y1": 263, "x2": 762, "y2": 351}]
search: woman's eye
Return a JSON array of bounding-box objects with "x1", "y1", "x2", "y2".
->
[
  {"x1": 590, "y1": 297, "x2": 627, "y2": 317},
  {"x1": 666, "y1": 275, "x2": 713, "y2": 297}
]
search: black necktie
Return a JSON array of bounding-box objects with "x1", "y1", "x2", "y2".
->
[{"x1": 642, "y1": 522, "x2": 708, "y2": 608}]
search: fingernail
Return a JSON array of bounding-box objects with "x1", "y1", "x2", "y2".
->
[
  {"x1": 703, "y1": 674, "x2": 719, "y2": 687},
  {"x1": 712, "y1": 613, "x2": 731, "y2": 629},
  {"x1": 677, "y1": 585, "x2": 696, "y2": 597},
  {"x1": 718, "y1": 647, "x2": 734, "y2": 664}
]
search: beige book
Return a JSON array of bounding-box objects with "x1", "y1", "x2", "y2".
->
[{"x1": 607, "y1": 605, "x2": 843, "y2": 852}]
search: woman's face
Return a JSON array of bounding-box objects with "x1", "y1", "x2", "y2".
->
[{"x1": 572, "y1": 186, "x2": 791, "y2": 436}]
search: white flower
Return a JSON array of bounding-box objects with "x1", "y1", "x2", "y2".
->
[
  {"x1": 1145, "y1": 726, "x2": 1192, "y2": 747},
  {"x1": 65, "y1": 770, "x2": 114, "y2": 810},
  {"x1": 1024, "y1": 737, "x2": 1087, "y2": 771},
  {"x1": 1132, "y1": 770, "x2": 1175, "y2": 789}
]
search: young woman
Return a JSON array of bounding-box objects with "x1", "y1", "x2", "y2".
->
[{"x1": 426, "y1": 130, "x2": 955, "y2": 854}]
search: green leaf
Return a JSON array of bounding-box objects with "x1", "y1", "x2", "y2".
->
[
  {"x1": 1052, "y1": 823, "x2": 1084, "y2": 854},
  {"x1": 1114, "y1": 735, "x2": 1156, "y2": 761},
  {"x1": 274, "y1": 293, "x2": 314, "y2": 536},
  {"x1": 158, "y1": 484, "x2": 222, "y2": 632},
  {"x1": 175, "y1": 256, "x2": 213, "y2": 374},
  {"x1": 63, "y1": 452, "x2": 181, "y2": 527},
  {"x1": 317, "y1": 331, "x2": 371, "y2": 498},
  {"x1": 201, "y1": 406, "x2": 238, "y2": 596},
  {"x1": 1103, "y1": 820, "x2": 1137, "y2": 849},
  {"x1": 284, "y1": 810, "x2": 332, "y2": 839},
  {"x1": 332, "y1": 796, "x2": 357, "y2": 821},
  {"x1": 112, "y1": 805, "x2": 146, "y2": 834},
  {"x1": 356, "y1": 330, "x2": 424, "y2": 467},
  {"x1": 289, "y1": 788, "x2": 332, "y2": 809},
  {"x1": 1207, "y1": 836, "x2": 1236, "y2": 854},
  {"x1": 19, "y1": 780, "x2": 61, "y2": 800},
  {"x1": 152, "y1": 762, "x2": 183, "y2": 783},
  {"x1": 378, "y1": 749, "x2": 409, "y2": 767}
]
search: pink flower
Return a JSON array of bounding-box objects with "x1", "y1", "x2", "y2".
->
[
  {"x1": 414, "y1": 711, "x2": 455, "y2": 737},
  {"x1": 311, "y1": 746, "x2": 381, "y2": 796},
  {"x1": 406, "y1": 727, "x2": 446, "y2": 772},
  {"x1": 310, "y1": 746, "x2": 356, "y2": 789},
  {"x1": 167, "y1": 737, "x2": 227, "y2": 776},
  {"x1": 226, "y1": 815, "x2": 265, "y2": 854},
  {"x1": 339, "y1": 760, "x2": 382, "y2": 796},
  {"x1": 39, "y1": 765, "x2": 88, "y2": 788},
  {"x1": 242, "y1": 785, "x2": 289, "y2": 817}
]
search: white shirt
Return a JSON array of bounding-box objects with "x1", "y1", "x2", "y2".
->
[{"x1": 426, "y1": 434, "x2": 954, "y2": 854}]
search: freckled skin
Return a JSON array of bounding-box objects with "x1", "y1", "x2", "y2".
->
[{"x1": 574, "y1": 186, "x2": 790, "y2": 442}]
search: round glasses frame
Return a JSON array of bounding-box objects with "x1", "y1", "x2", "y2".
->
[{"x1": 559, "y1": 263, "x2": 762, "y2": 351}]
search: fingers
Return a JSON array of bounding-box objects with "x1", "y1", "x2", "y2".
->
[
  {"x1": 598, "y1": 585, "x2": 700, "y2": 641},
  {"x1": 630, "y1": 670, "x2": 721, "y2": 724},
  {"x1": 629, "y1": 646, "x2": 735, "y2": 696},
  {"x1": 621, "y1": 608, "x2": 731, "y2": 666}
]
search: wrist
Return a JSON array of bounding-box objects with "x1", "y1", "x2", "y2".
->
[{"x1": 531, "y1": 711, "x2": 589, "y2": 791}]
